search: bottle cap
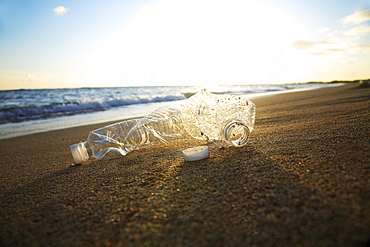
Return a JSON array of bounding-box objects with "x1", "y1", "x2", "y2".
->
[
  {"x1": 70, "y1": 142, "x2": 89, "y2": 164},
  {"x1": 182, "y1": 146, "x2": 209, "y2": 161}
]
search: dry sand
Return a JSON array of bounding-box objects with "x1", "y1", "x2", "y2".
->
[{"x1": 0, "y1": 83, "x2": 369, "y2": 246}]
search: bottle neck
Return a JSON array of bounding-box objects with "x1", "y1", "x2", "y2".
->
[
  {"x1": 70, "y1": 141, "x2": 90, "y2": 164},
  {"x1": 82, "y1": 141, "x2": 93, "y2": 156}
]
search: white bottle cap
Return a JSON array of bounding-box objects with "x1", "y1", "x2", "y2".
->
[
  {"x1": 182, "y1": 146, "x2": 209, "y2": 161},
  {"x1": 70, "y1": 142, "x2": 89, "y2": 164}
]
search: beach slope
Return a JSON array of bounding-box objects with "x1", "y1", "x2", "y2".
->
[{"x1": 0, "y1": 83, "x2": 369, "y2": 246}]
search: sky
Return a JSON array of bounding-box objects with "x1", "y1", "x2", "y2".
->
[{"x1": 0, "y1": 0, "x2": 369, "y2": 90}]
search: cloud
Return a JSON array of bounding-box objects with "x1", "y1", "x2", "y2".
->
[
  {"x1": 341, "y1": 9, "x2": 370, "y2": 25},
  {"x1": 292, "y1": 39, "x2": 348, "y2": 56},
  {"x1": 293, "y1": 9, "x2": 370, "y2": 60},
  {"x1": 343, "y1": 25, "x2": 370, "y2": 36},
  {"x1": 53, "y1": 6, "x2": 69, "y2": 16},
  {"x1": 310, "y1": 48, "x2": 345, "y2": 56},
  {"x1": 292, "y1": 40, "x2": 314, "y2": 50},
  {"x1": 353, "y1": 44, "x2": 370, "y2": 54},
  {"x1": 292, "y1": 41, "x2": 331, "y2": 50}
]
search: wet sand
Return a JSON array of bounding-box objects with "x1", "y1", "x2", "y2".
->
[{"x1": 0, "y1": 83, "x2": 369, "y2": 246}]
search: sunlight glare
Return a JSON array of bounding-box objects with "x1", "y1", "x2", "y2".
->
[{"x1": 82, "y1": 0, "x2": 311, "y2": 86}]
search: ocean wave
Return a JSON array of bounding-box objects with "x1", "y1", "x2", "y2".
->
[
  {"x1": 0, "y1": 94, "x2": 186, "y2": 124},
  {"x1": 0, "y1": 84, "x2": 328, "y2": 125}
]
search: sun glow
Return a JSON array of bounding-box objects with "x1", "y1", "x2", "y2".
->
[
  {"x1": 1, "y1": 0, "x2": 369, "y2": 90},
  {"x1": 80, "y1": 0, "x2": 312, "y2": 86}
]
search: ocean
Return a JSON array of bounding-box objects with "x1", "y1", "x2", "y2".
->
[{"x1": 0, "y1": 83, "x2": 340, "y2": 140}]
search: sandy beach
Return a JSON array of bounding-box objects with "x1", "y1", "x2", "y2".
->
[{"x1": 0, "y1": 83, "x2": 369, "y2": 246}]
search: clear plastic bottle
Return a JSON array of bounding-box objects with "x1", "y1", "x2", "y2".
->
[{"x1": 70, "y1": 89, "x2": 255, "y2": 164}]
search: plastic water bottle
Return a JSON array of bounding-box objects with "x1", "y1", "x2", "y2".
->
[{"x1": 70, "y1": 89, "x2": 255, "y2": 164}]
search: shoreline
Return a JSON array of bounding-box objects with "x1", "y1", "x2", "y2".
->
[
  {"x1": 0, "y1": 83, "x2": 343, "y2": 140},
  {"x1": 0, "y1": 83, "x2": 369, "y2": 246}
]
